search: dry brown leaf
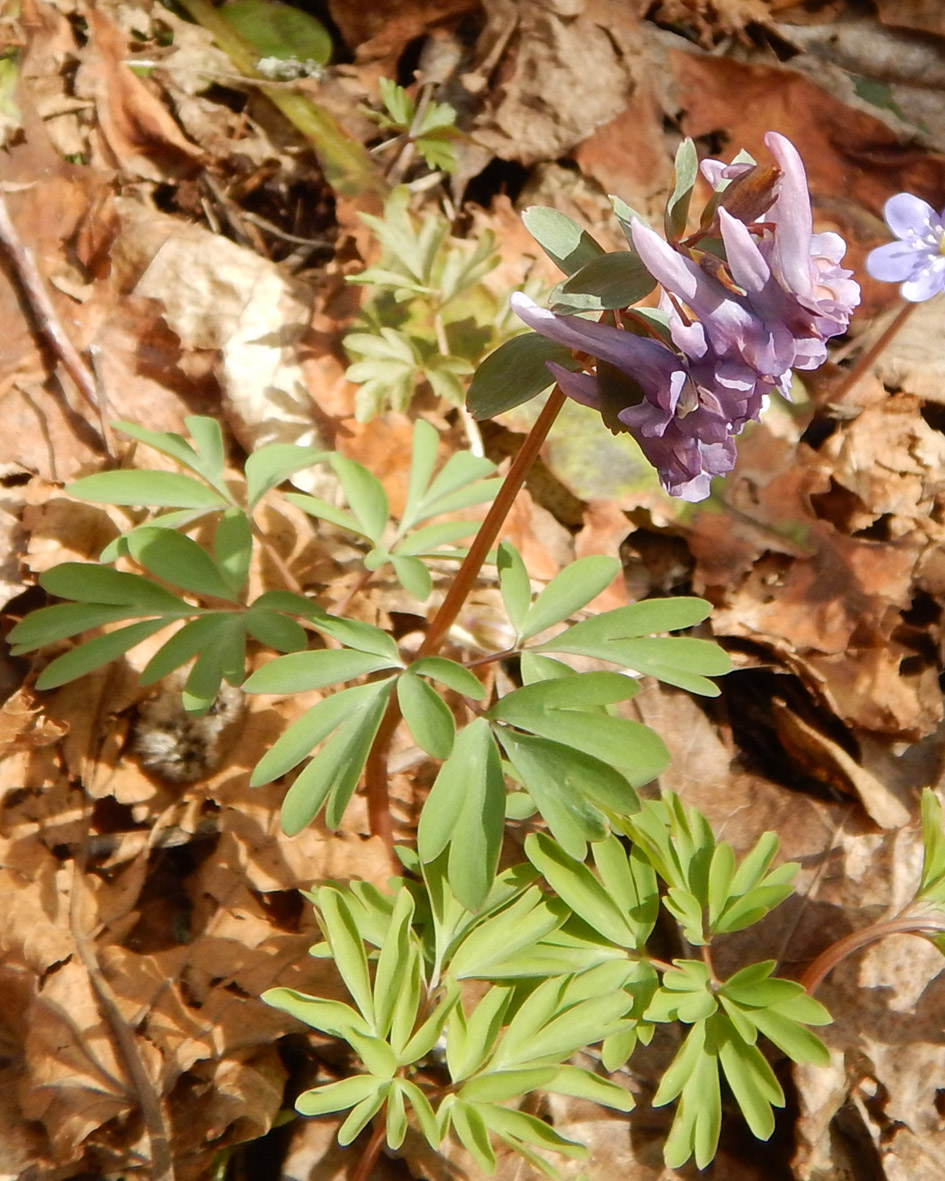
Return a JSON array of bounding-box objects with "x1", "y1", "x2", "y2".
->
[{"x1": 75, "y1": 7, "x2": 203, "y2": 181}]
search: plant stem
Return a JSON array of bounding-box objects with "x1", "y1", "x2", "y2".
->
[
  {"x1": 418, "y1": 388, "x2": 565, "y2": 658},
  {"x1": 362, "y1": 388, "x2": 566, "y2": 859},
  {"x1": 351, "y1": 1119, "x2": 387, "y2": 1181},
  {"x1": 826, "y1": 299, "x2": 917, "y2": 405},
  {"x1": 800, "y1": 910, "x2": 945, "y2": 995}
]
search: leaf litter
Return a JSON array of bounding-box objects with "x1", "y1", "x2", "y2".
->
[{"x1": 3, "y1": 0, "x2": 945, "y2": 1178}]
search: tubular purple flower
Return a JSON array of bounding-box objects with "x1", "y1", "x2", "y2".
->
[
  {"x1": 866, "y1": 192, "x2": 945, "y2": 302},
  {"x1": 509, "y1": 291, "x2": 690, "y2": 397},
  {"x1": 509, "y1": 292, "x2": 769, "y2": 502},
  {"x1": 507, "y1": 131, "x2": 858, "y2": 503},
  {"x1": 630, "y1": 220, "x2": 793, "y2": 382},
  {"x1": 754, "y1": 132, "x2": 860, "y2": 344}
]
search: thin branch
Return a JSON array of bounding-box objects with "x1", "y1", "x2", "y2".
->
[{"x1": 0, "y1": 189, "x2": 102, "y2": 416}]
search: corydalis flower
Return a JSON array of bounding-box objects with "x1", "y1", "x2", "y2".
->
[
  {"x1": 636, "y1": 132, "x2": 859, "y2": 377},
  {"x1": 866, "y1": 193, "x2": 945, "y2": 302},
  {"x1": 510, "y1": 293, "x2": 764, "y2": 501},
  {"x1": 511, "y1": 132, "x2": 860, "y2": 502}
]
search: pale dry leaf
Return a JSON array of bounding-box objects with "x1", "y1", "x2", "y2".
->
[{"x1": 113, "y1": 197, "x2": 332, "y2": 468}]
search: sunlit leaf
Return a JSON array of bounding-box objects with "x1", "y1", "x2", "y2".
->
[
  {"x1": 243, "y1": 647, "x2": 400, "y2": 693},
  {"x1": 521, "y1": 206, "x2": 605, "y2": 276},
  {"x1": 68, "y1": 470, "x2": 227, "y2": 510},
  {"x1": 35, "y1": 618, "x2": 172, "y2": 689},
  {"x1": 332, "y1": 455, "x2": 389, "y2": 542},
  {"x1": 520, "y1": 555, "x2": 620, "y2": 640},
  {"x1": 398, "y1": 671, "x2": 455, "y2": 758},
  {"x1": 128, "y1": 527, "x2": 237, "y2": 601},
  {"x1": 417, "y1": 718, "x2": 505, "y2": 910},
  {"x1": 467, "y1": 333, "x2": 577, "y2": 420},
  {"x1": 244, "y1": 443, "x2": 327, "y2": 509}
]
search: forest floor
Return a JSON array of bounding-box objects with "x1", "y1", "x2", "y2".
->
[{"x1": 3, "y1": 0, "x2": 945, "y2": 1178}]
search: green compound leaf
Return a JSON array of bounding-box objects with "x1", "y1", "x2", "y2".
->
[
  {"x1": 490, "y1": 688, "x2": 666, "y2": 790},
  {"x1": 520, "y1": 555, "x2": 620, "y2": 640},
  {"x1": 212, "y1": 509, "x2": 253, "y2": 598},
  {"x1": 262, "y1": 988, "x2": 371, "y2": 1040},
  {"x1": 397, "y1": 669, "x2": 455, "y2": 758},
  {"x1": 244, "y1": 443, "x2": 327, "y2": 509},
  {"x1": 68, "y1": 470, "x2": 227, "y2": 510},
  {"x1": 181, "y1": 615, "x2": 247, "y2": 711},
  {"x1": 448, "y1": 1099, "x2": 496, "y2": 1174},
  {"x1": 331, "y1": 455, "x2": 390, "y2": 543},
  {"x1": 293, "y1": 1073, "x2": 381, "y2": 1118},
  {"x1": 489, "y1": 670, "x2": 640, "y2": 715},
  {"x1": 489, "y1": 963, "x2": 633, "y2": 1070},
  {"x1": 408, "y1": 657, "x2": 487, "y2": 699},
  {"x1": 249, "y1": 681, "x2": 391, "y2": 786},
  {"x1": 704, "y1": 1015, "x2": 786, "y2": 1151},
  {"x1": 417, "y1": 718, "x2": 505, "y2": 911},
  {"x1": 401, "y1": 418, "x2": 440, "y2": 519},
  {"x1": 338, "y1": 1084, "x2": 391, "y2": 1144},
  {"x1": 243, "y1": 647, "x2": 401, "y2": 694},
  {"x1": 458, "y1": 1067, "x2": 557, "y2": 1105},
  {"x1": 447, "y1": 887, "x2": 565, "y2": 980},
  {"x1": 8, "y1": 602, "x2": 163, "y2": 653},
  {"x1": 284, "y1": 492, "x2": 366, "y2": 538},
  {"x1": 466, "y1": 332, "x2": 577, "y2": 420},
  {"x1": 315, "y1": 886, "x2": 375, "y2": 1025},
  {"x1": 139, "y1": 613, "x2": 241, "y2": 686},
  {"x1": 521, "y1": 206, "x2": 606, "y2": 276},
  {"x1": 495, "y1": 730, "x2": 608, "y2": 860},
  {"x1": 496, "y1": 541, "x2": 531, "y2": 636},
  {"x1": 654, "y1": 1018, "x2": 722, "y2": 1170},
  {"x1": 280, "y1": 678, "x2": 395, "y2": 833},
  {"x1": 393, "y1": 519, "x2": 477, "y2": 557},
  {"x1": 40, "y1": 564, "x2": 192, "y2": 611},
  {"x1": 538, "y1": 630, "x2": 730, "y2": 696},
  {"x1": 317, "y1": 615, "x2": 401, "y2": 660},
  {"x1": 390, "y1": 553, "x2": 432, "y2": 601},
  {"x1": 446, "y1": 986, "x2": 514, "y2": 1081},
  {"x1": 525, "y1": 832, "x2": 653, "y2": 950},
  {"x1": 127, "y1": 527, "x2": 238, "y2": 601},
  {"x1": 243, "y1": 606, "x2": 308, "y2": 653},
  {"x1": 545, "y1": 1063, "x2": 634, "y2": 1111},
  {"x1": 550, "y1": 250, "x2": 656, "y2": 315},
  {"x1": 479, "y1": 1103, "x2": 587, "y2": 1165},
  {"x1": 34, "y1": 618, "x2": 173, "y2": 689},
  {"x1": 408, "y1": 450, "x2": 497, "y2": 523}
]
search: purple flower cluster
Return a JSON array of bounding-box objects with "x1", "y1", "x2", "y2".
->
[{"x1": 514, "y1": 132, "x2": 860, "y2": 501}]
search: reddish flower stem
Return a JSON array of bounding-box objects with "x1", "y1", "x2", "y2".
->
[
  {"x1": 350, "y1": 1119, "x2": 387, "y2": 1181},
  {"x1": 826, "y1": 299, "x2": 917, "y2": 404},
  {"x1": 800, "y1": 911, "x2": 945, "y2": 996},
  {"x1": 362, "y1": 388, "x2": 566, "y2": 864}
]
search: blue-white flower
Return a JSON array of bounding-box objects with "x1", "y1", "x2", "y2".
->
[{"x1": 866, "y1": 193, "x2": 945, "y2": 302}]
